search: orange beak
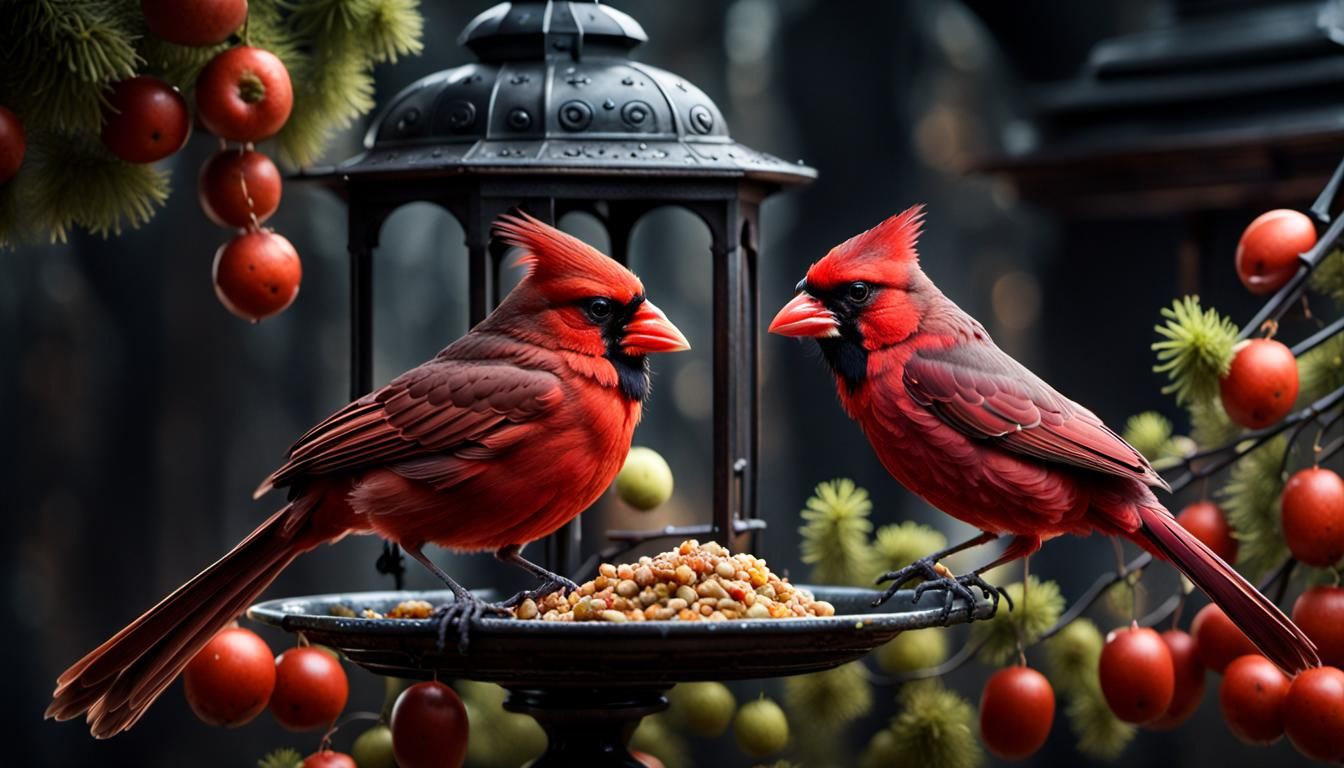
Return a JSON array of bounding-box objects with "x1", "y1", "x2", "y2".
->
[
  {"x1": 622, "y1": 300, "x2": 691, "y2": 355},
  {"x1": 769, "y1": 291, "x2": 839, "y2": 338}
]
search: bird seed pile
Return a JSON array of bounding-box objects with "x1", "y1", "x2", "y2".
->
[{"x1": 512, "y1": 539, "x2": 835, "y2": 622}]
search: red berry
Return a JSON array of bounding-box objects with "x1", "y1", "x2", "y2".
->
[
  {"x1": 1280, "y1": 467, "x2": 1344, "y2": 567},
  {"x1": 1175, "y1": 501, "x2": 1238, "y2": 564},
  {"x1": 198, "y1": 148, "x2": 282, "y2": 227},
  {"x1": 302, "y1": 751, "x2": 357, "y2": 768},
  {"x1": 142, "y1": 0, "x2": 247, "y2": 46},
  {"x1": 182, "y1": 627, "x2": 275, "y2": 727},
  {"x1": 213, "y1": 229, "x2": 302, "y2": 322},
  {"x1": 100, "y1": 76, "x2": 191, "y2": 163},
  {"x1": 1292, "y1": 586, "x2": 1344, "y2": 667},
  {"x1": 1219, "y1": 654, "x2": 1289, "y2": 745},
  {"x1": 978, "y1": 666, "x2": 1055, "y2": 759},
  {"x1": 1236, "y1": 209, "x2": 1315, "y2": 295},
  {"x1": 1148, "y1": 629, "x2": 1206, "y2": 730},
  {"x1": 1191, "y1": 603, "x2": 1258, "y2": 673},
  {"x1": 196, "y1": 46, "x2": 293, "y2": 141},
  {"x1": 269, "y1": 647, "x2": 348, "y2": 731},
  {"x1": 390, "y1": 681, "x2": 469, "y2": 768},
  {"x1": 632, "y1": 752, "x2": 666, "y2": 768},
  {"x1": 1283, "y1": 666, "x2": 1344, "y2": 762},
  {"x1": 1219, "y1": 338, "x2": 1298, "y2": 429},
  {"x1": 0, "y1": 106, "x2": 24, "y2": 183},
  {"x1": 1099, "y1": 625, "x2": 1175, "y2": 724}
]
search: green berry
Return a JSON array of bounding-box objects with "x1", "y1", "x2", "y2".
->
[
  {"x1": 350, "y1": 724, "x2": 395, "y2": 768},
  {"x1": 616, "y1": 446, "x2": 674, "y2": 510},
  {"x1": 734, "y1": 697, "x2": 788, "y2": 757},
  {"x1": 875, "y1": 628, "x2": 948, "y2": 673},
  {"x1": 668, "y1": 681, "x2": 736, "y2": 737}
]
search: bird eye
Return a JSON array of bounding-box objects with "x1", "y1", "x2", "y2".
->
[
  {"x1": 585, "y1": 297, "x2": 613, "y2": 321},
  {"x1": 847, "y1": 281, "x2": 871, "y2": 303}
]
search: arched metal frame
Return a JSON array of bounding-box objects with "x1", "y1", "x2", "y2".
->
[{"x1": 343, "y1": 174, "x2": 771, "y2": 576}]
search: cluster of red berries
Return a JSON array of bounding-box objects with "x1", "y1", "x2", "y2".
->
[
  {"x1": 185, "y1": 626, "x2": 469, "y2": 768},
  {"x1": 1, "y1": 0, "x2": 301, "y2": 321},
  {"x1": 1092, "y1": 594, "x2": 1344, "y2": 761}
]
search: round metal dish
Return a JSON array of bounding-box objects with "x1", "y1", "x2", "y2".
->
[{"x1": 249, "y1": 586, "x2": 991, "y2": 766}]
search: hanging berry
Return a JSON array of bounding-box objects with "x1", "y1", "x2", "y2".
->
[
  {"x1": 1098, "y1": 625, "x2": 1174, "y2": 723},
  {"x1": 1219, "y1": 654, "x2": 1289, "y2": 745},
  {"x1": 1190, "y1": 603, "x2": 1257, "y2": 673},
  {"x1": 1282, "y1": 666, "x2": 1344, "y2": 762},
  {"x1": 301, "y1": 751, "x2": 357, "y2": 768},
  {"x1": 1292, "y1": 585, "x2": 1344, "y2": 667},
  {"x1": 213, "y1": 229, "x2": 302, "y2": 322},
  {"x1": 182, "y1": 627, "x2": 275, "y2": 727},
  {"x1": 978, "y1": 665, "x2": 1055, "y2": 759},
  {"x1": 199, "y1": 148, "x2": 282, "y2": 228},
  {"x1": 268, "y1": 646, "x2": 348, "y2": 731},
  {"x1": 1219, "y1": 338, "x2": 1299, "y2": 429},
  {"x1": 0, "y1": 106, "x2": 24, "y2": 183},
  {"x1": 1235, "y1": 209, "x2": 1316, "y2": 295},
  {"x1": 390, "y1": 682, "x2": 469, "y2": 768},
  {"x1": 1147, "y1": 629, "x2": 1206, "y2": 730},
  {"x1": 100, "y1": 76, "x2": 191, "y2": 164},
  {"x1": 142, "y1": 0, "x2": 248, "y2": 47},
  {"x1": 196, "y1": 46, "x2": 293, "y2": 142},
  {"x1": 1280, "y1": 466, "x2": 1344, "y2": 567},
  {"x1": 1175, "y1": 501, "x2": 1238, "y2": 564}
]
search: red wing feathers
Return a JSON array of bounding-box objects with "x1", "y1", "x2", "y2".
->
[
  {"x1": 904, "y1": 342, "x2": 1169, "y2": 490},
  {"x1": 255, "y1": 359, "x2": 562, "y2": 497}
]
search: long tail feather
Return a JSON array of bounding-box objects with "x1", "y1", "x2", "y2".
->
[
  {"x1": 47, "y1": 500, "x2": 316, "y2": 738},
  {"x1": 1136, "y1": 503, "x2": 1319, "y2": 674}
]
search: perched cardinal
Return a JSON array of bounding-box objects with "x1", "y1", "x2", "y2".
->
[
  {"x1": 47, "y1": 213, "x2": 689, "y2": 738},
  {"x1": 769, "y1": 205, "x2": 1318, "y2": 674}
]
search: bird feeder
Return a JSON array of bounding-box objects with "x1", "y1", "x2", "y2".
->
[{"x1": 295, "y1": 0, "x2": 816, "y2": 575}]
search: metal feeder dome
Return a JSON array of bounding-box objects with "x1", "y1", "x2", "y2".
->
[{"x1": 298, "y1": 0, "x2": 816, "y2": 578}]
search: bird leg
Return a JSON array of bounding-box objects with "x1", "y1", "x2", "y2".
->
[
  {"x1": 873, "y1": 531, "x2": 1000, "y2": 609},
  {"x1": 494, "y1": 544, "x2": 580, "y2": 607},
  {"x1": 402, "y1": 544, "x2": 508, "y2": 653}
]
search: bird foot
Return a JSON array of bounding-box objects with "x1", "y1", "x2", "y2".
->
[
  {"x1": 874, "y1": 559, "x2": 1008, "y2": 624},
  {"x1": 431, "y1": 594, "x2": 510, "y2": 653},
  {"x1": 497, "y1": 574, "x2": 580, "y2": 608},
  {"x1": 872, "y1": 556, "x2": 950, "y2": 607}
]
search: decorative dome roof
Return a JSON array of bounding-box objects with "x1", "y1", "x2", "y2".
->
[{"x1": 300, "y1": 1, "x2": 814, "y2": 186}]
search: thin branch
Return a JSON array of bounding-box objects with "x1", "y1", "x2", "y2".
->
[
  {"x1": 1038, "y1": 553, "x2": 1153, "y2": 643},
  {"x1": 872, "y1": 632, "x2": 992, "y2": 685}
]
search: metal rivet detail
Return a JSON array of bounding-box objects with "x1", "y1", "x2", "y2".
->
[
  {"x1": 621, "y1": 100, "x2": 653, "y2": 127},
  {"x1": 444, "y1": 100, "x2": 477, "y2": 130},
  {"x1": 689, "y1": 105, "x2": 714, "y2": 134},
  {"x1": 558, "y1": 99, "x2": 593, "y2": 131},
  {"x1": 507, "y1": 108, "x2": 532, "y2": 130}
]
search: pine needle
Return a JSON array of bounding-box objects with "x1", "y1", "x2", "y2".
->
[
  {"x1": 862, "y1": 681, "x2": 983, "y2": 768},
  {"x1": 257, "y1": 748, "x2": 304, "y2": 768},
  {"x1": 1309, "y1": 248, "x2": 1344, "y2": 304},
  {"x1": 972, "y1": 577, "x2": 1064, "y2": 665},
  {"x1": 783, "y1": 662, "x2": 873, "y2": 731},
  {"x1": 1153, "y1": 296, "x2": 1239, "y2": 406},
  {"x1": 800, "y1": 479, "x2": 880, "y2": 587},
  {"x1": 1044, "y1": 618, "x2": 1103, "y2": 697},
  {"x1": 1219, "y1": 436, "x2": 1289, "y2": 579},
  {"x1": 29, "y1": 133, "x2": 170, "y2": 240},
  {"x1": 873, "y1": 521, "x2": 948, "y2": 577},
  {"x1": 365, "y1": 0, "x2": 425, "y2": 63},
  {"x1": 1296, "y1": 332, "x2": 1344, "y2": 406},
  {"x1": 1122, "y1": 412, "x2": 1174, "y2": 463},
  {"x1": 1189, "y1": 398, "x2": 1241, "y2": 450},
  {"x1": 1067, "y1": 683, "x2": 1137, "y2": 760}
]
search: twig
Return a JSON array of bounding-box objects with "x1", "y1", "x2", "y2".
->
[
  {"x1": 872, "y1": 633, "x2": 992, "y2": 685},
  {"x1": 1038, "y1": 553, "x2": 1153, "y2": 643}
]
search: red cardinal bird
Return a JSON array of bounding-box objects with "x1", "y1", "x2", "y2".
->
[
  {"x1": 769, "y1": 205, "x2": 1318, "y2": 674},
  {"x1": 47, "y1": 213, "x2": 689, "y2": 738}
]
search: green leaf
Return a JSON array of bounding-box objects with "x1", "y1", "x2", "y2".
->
[
  {"x1": 1153, "y1": 296, "x2": 1239, "y2": 406},
  {"x1": 800, "y1": 479, "x2": 880, "y2": 587}
]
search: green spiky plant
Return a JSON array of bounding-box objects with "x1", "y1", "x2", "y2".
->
[{"x1": 0, "y1": 0, "x2": 423, "y2": 245}]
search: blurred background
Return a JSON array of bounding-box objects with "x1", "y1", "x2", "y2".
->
[{"x1": 6, "y1": 0, "x2": 1336, "y2": 764}]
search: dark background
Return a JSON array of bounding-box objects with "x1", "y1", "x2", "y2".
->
[{"x1": 4, "y1": 0, "x2": 1315, "y2": 765}]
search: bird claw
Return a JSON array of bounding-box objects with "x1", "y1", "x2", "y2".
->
[
  {"x1": 875, "y1": 559, "x2": 1005, "y2": 624},
  {"x1": 496, "y1": 575, "x2": 578, "y2": 608},
  {"x1": 431, "y1": 595, "x2": 510, "y2": 653},
  {"x1": 872, "y1": 556, "x2": 946, "y2": 607}
]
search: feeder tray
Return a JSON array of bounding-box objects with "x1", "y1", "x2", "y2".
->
[{"x1": 250, "y1": 586, "x2": 992, "y2": 766}]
